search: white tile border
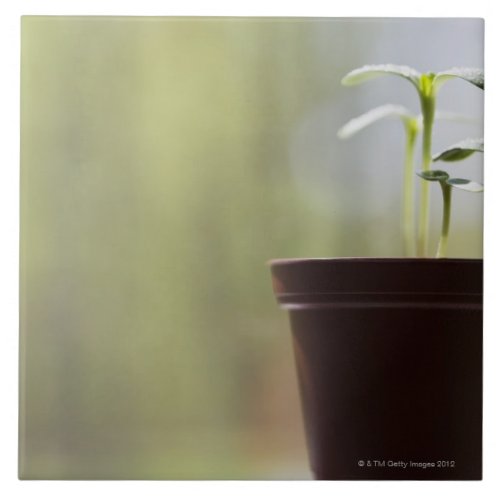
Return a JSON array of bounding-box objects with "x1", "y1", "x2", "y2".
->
[{"x1": 2, "y1": 2, "x2": 499, "y2": 499}]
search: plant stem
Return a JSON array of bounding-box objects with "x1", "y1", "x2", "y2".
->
[
  {"x1": 436, "y1": 182, "x2": 452, "y2": 258},
  {"x1": 403, "y1": 120, "x2": 418, "y2": 256},
  {"x1": 417, "y1": 87, "x2": 436, "y2": 257}
]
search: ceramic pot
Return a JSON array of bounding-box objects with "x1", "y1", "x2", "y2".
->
[{"x1": 270, "y1": 258, "x2": 482, "y2": 480}]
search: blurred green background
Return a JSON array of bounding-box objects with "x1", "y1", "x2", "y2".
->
[{"x1": 20, "y1": 17, "x2": 483, "y2": 479}]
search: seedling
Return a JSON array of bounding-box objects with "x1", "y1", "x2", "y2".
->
[
  {"x1": 338, "y1": 106, "x2": 468, "y2": 255},
  {"x1": 418, "y1": 138, "x2": 483, "y2": 257},
  {"x1": 340, "y1": 64, "x2": 484, "y2": 257}
]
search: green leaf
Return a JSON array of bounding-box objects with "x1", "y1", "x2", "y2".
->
[
  {"x1": 417, "y1": 169, "x2": 450, "y2": 182},
  {"x1": 337, "y1": 105, "x2": 472, "y2": 140},
  {"x1": 420, "y1": 73, "x2": 435, "y2": 96},
  {"x1": 433, "y1": 67, "x2": 484, "y2": 91},
  {"x1": 446, "y1": 178, "x2": 484, "y2": 192},
  {"x1": 337, "y1": 104, "x2": 415, "y2": 139},
  {"x1": 433, "y1": 138, "x2": 484, "y2": 162},
  {"x1": 341, "y1": 64, "x2": 421, "y2": 89}
]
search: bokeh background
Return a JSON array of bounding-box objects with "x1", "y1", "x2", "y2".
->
[{"x1": 20, "y1": 17, "x2": 484, "y2": 479}]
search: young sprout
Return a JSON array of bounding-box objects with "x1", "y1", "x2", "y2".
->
[
  {"x1": 338, "y1": 104, "x2": 419, "y2": 255},
  {"x1": 432, "y1": 137, "x2": 484, "y2": 162},
  {"x1": 418, "y1": 138, "x2": 483, "y2": 258},
  {"x1": 338, "y1": 106, "x2": 470, "y2": 256},
  {"x1": 341, "y1": 64, "x2": 484, "y2": 257}
]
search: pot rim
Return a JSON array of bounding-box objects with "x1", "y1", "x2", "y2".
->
[
  {"x1": 268, "y1": 257, "x2": 483, "y2": 267},
  {"x1": 269, "y1": 257, "x2": 483, "y2": 308}
]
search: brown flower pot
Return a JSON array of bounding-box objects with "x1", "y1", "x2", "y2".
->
[{"x1": 270, "y1": 258, "x2": 482, "y2": 480}]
